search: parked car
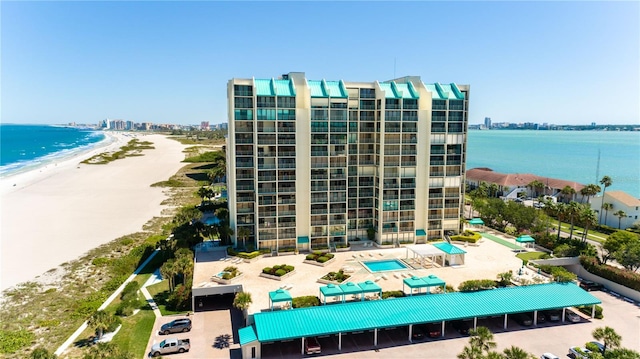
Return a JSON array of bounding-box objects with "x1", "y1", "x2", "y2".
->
[
  {"x1": 566, "y1": 310, "x2": 582, "y2": 323},
  {"x1": 512, "y1": 313, "x2": 533, "y2": 326},
  {"x1": 569, "y1": 346, "x2": 591, "y2": 359},
  {"x1": 426, "y1": 323, "x2": 442, "y2": 338},
  {"x1": 410, "y1": 324, "x2": 426, "y2": 340},
  {"x1": 160, "y1": 318, "x2": 192, "y2": 335},
  {"x1": 540, "y1": 353, "x2": 560, "y2": 359},
  {"x1": 150, "y1": 338, "x2": 190, "y2": 357},
  {"x1": 536, "y1": 312, "x2": 546, "y2": 323},
  {"x1": 588, "y1": 341, "x2": 605, "y2": 353},
  {"x1": 305, "y1": 337, "x2": 321, "y2": 354},
  {"x1": 452, "y1": 320, "x2": 470, "y2": 335},
  {"x1": 579, "y1": 280, "x2": 604, "y2": 291},
  {"x1": 543, "y1": 310, "x2": 561, "y2": 322}
]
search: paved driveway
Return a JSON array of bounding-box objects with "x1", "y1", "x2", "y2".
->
[{"x1": 145, "y1": 308, "x2": 244, "y2": 358}]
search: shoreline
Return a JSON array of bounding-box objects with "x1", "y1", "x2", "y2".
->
[{"x1": 0, "y1": 133, "x2": 188, "y2": 292}]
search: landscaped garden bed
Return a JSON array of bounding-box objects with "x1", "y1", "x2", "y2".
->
[
  {"x1": 317, "y1": 270, "x2": 350, "y2": 284},
  {"x1": 210, "y1": 266, "x2": 243, "y2": 284},
  {"x1": 303, "y1": 252, "x2": 335, "y2": 267},
  {"x1": 259, "y1": 264, "x2": 296, "y2": 281}
]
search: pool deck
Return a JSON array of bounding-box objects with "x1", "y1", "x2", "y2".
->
[{"x1": 194, "y1": 231, "x2": 527, "y2": 314}]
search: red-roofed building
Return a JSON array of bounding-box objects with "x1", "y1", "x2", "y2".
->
[{"x1": 465, "y1": 168, "x2": 586, "y2": 202}]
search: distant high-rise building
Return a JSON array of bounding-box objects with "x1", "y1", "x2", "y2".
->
[
  {"x1": 201, "y1": 121, "x2": 210, "y2": 130},
  {"x1": 226, "y1": 72, "x2": 469, "y2": 252},
  {"x1": 484, "y1": 117, "x2": 492, "y2": 129}
]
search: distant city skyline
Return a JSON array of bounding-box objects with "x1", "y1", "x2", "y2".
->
[{"x1": 2, "y1": 1, "x2": 639, "y2": 126}]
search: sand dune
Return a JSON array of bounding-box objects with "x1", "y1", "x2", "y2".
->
[{"x1": 0, "y1": 133, "x2": 188, "y2": 291}]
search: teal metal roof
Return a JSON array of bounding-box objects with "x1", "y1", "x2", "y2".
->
[
  {"x1": 422, "y1": 274, "x2": 445, "y2": 287},
  {"x1": 395, "y1": 82, "x2": 419, "y2": 99},
  {"x1": 416, "y1": 229, "x2": 426, "y2": 236},
  {"x1": 469, "y1": 218, "x2": 484, "y2": 225},
  {"x1": 339, "y1": 282, "x2": 363, "y2": 295},
  {"x1": 239, "y1": 325, "x2": 258, "y2": 345},
  {"x1": 297, "y1": 236, "x2": 309, "y2": 244},
  {"x1": 269, "y1": 289, "x2": 292, "y2": 303},
  {"x1": 357, "y1": 280, "x2": 382, "y2": 294},
  {"x1": 403, "y1": 276, "x2": 426, "y2": 289},
  {"x1": 308, "y1": 80, "x2": 348, "y2": 98},
  {"x1": 517, "y1": 235, "x2": 535, "y2": 243},
  {"x1": 379, "y1": 82, "x2": 398, "y2": 99},
  {"x1": 433, "y1": 242, "x2": 467, "y2": 255},
  {"x1": 254, "y1": 78, "x2": 296, "y2": 96},
  {"x1": 320, "y1": 283, "x2": 343, "y2": 297},
  {"x1": 250, "y1": 283, "x2": 601, "y2": 342},
  {"x1": 424, "y1": 83, "x2": 465, "y2": 100},
  {"x1": 255, "y1": 79, "x2": 274, "y2": 96}
]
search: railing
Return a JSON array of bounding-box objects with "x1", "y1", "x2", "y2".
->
[
  {"x1": 258, "y1": 176, "x2": 276, "y2": 181},
  {"x1": 312, "y1": 186, "x2": 329, "y2": 192}
]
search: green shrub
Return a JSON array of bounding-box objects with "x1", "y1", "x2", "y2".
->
[
  {"x1": 321, "y1": 270, "x2": 350, "y2": 283},
  {"x1": 535, "y1": 265, "x2": 577, "y2": 282},
  {"x1": 306, "y1": 254, "x2": 316, "y2": 260},
  {"x1": 382, "y1": 291, "x2": 405, "y2": 299},
  {"x1": 284, "y1": 265, "x2": 294, "y2": 272},
  {"x1": 115, "y1": 302, "x2": 134, "y2": 317},
  {"x1": 581, "y1": 255, "x2": 640, "y2": 291},
  {"x1": 121, "y1": 281, "x2": 140, "y2": 302},
  {"x1": 237, "y1": 251, "x2": 261, "y2": 259},
  {"x1": 106, "y1": 315, "x2": 122, "y2": 332},
  {"x1": 0, "y1": 329, "x2": 35, "y2": 354},
  {"x1": 451, "y1": 231, "x2": 481, "y2": 243},
  {"x1": 292, "y1": 296, "x2": 320, "y2": 308},
  {"x1": 458, "y1": 279, "x2": 496, "y2": 292},
  {"x1": 577, "y1": 304, "x2": 603, "y2": 319},
  {"x1": 317, "y1": 256, "x2": 330, "y2": 263},
  {"x1": 275, "y1": 269, "x2": 287, "y2": 277},
  {"x1": 262, "y1": 267, "x2": 272, "y2": 274}
]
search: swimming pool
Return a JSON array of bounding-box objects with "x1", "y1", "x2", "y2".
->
[{"x1": 362, "y1": 259, "x2": 409, "y2": 273}]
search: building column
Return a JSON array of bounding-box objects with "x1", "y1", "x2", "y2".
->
[
  {"x1": 301, "y1": 338, "x2": 305, "y2": 355},
  {"x1": 408, "y1": 324, "x2": 413, "y2": 342},
  {"x1": 374, "y1": 328, "x2": 378, "y2": 347},
  {"x1": 591, "y1": 305, "x2": 596, "y2": 318},
  {"x1": 533, "y1": 310, "x2": 538, "y2": 326},
  {"x1": 473, "y1": 317, "x2": 477, "y2": 330},
  {"x1": 441, "y1": 321, "x2": 445, "y2": 338},
  {"x1": 338, "y1": 333, "x2": 342, "y2": 351},
  {"x1": 562, "y1": 308, "x2": 566, "y2": 322},
  {"x1": 503, "y1": 314, "x2": 508, "y2": 329}
]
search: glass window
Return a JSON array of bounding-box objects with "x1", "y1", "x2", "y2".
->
[
  {"x1": 234, "y1": 109, "x2": 253, "y2": 121},
  {"x1": 403, "y1": 99, "x2": 418, "y2": 109},
  {"x1": 234, "y1": 85, "x2": 253, "y2": 96},
  {"x1": 234, "y1": 97, "x2": 253, "y2": 109},
  {"x1": 257, "y1": 109, "x2": 276, "y2": 121},
  {"x1": 257, "y1": 96, "x2": 276, "y2": 108},
  {"x1": 360, "y1": 88, "x2": 375, "y2": 98},
  {"x1": 277, "y1": 96, "x2": 296, "y2": 108}
]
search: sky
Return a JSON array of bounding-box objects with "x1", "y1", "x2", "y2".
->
[{"x1": 1, "y1": 1, "x2": 639, "y2": 126}]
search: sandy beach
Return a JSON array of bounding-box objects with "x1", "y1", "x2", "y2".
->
[{"x1": 0, "y1": 133, "x2": 187, "y2": 291}]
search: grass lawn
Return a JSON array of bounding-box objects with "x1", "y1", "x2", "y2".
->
[
  {"x1": 516, "y1": 251, "x2": 548, "y2": 265},
  {"x1": 146, "y1": 280, "x2": 188, "y2": 316},
  {"x1": 551, "y1": 223, "x2": 608, "y2": 244},
  {"x1": 110, "y1": 306, "x2": 156, "y2": 358}
]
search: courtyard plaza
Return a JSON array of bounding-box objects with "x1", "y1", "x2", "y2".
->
[{"x1": 193, "y1": 231, "x2": 530, "y2": 314}]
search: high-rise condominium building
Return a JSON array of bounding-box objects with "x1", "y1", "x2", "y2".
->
[{"x1": 226, "y1": 72, "x2": 469, "y2": 252}]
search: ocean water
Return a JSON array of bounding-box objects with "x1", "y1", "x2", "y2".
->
[
  {"x1": 0, "y1": 124, "x2": 106, "y2": 177},
  {"x1": 466, "y1": 130, "x2": 640, "y2": 198}
]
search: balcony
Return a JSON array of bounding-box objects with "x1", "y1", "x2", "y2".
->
[
  {"x1": 237, "y1": 161, "x2": 255, "y2": 168},
  {"x1": 312, "y1": 186, "x2": 328, "y2": 192},
  {"x1": 258, "y1": 176, "x2": 276, "y2": 181},
  {"x1": 237, "y1": 185, "x2": 255, "y2": 191},
  {"x1": 401, "y1": 161, "x2": 417, "y2": 166},
  {"x1": 311, "y1": 208, "x2": 329, "y2": 215}
]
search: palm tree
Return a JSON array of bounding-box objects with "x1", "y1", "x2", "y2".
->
[
  {"x1": 613, "y1": 210, "x2": 627, "y2": 229},
  {"x1": 197, "y1": 186, "x2": 214, "y2": 203},
  {"x1": 528, "y1": 180, "x2": 545, "y2": 204},
  {"x1": 237, "y1": 226, "x2": 251, "y2": 250},
  {"x1": 489, "y1": 183, "x2": 499, "y2": 198},
  {"x1": 556, "y1": 203, "x2": 567, "y2": 238},
  {"x1": 206, "y1": 150, "x2": 227, "y2": 183},
  {"x1": 175, "y1": 255, "x2": 194, "y2": 287},
  {"x1": 599, "y1": 176, "x2": 613, "y2": 223},
  {"x1": 469, "y1": 326, "x2": 497, "y2": 354},
  {"x1": 160, "y1": 260, "x2": 177, "y2": 292},
  {"x1": 579, "y1": 206, "x2": 598, "y2": 243},
  {"x1": 457, "y1": 346, "x2": 483, "y2": 359},
  {"x1": 592, "y1": 326, "x2": 622, "y2": 354},
  {"x1": 502, "y1": 346, "x2": 533, "y2": 359},
  {"x1": 233, "y1": 291, "x2": 253, "y2": 324},
  {"x1": 88, "y1": 310, "x2": 112, "y2": 340},
  {"x1": 601, "y1": 203, "x2": 614, "y2": 226},
  {"x1": 580, "y1": 184, "x2": 601, "y2": 204},
  {"x1": 567, "y1": 201, "x2": 581, "y2": 239},
  {"x1": 561, "y1": 185, "x2": 576, "y2": 203}
]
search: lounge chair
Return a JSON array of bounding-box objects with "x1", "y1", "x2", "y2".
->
[
  {"x1": 368, "y1": 253, "x2": 374, "y2": 257},
  {"x1": 381, "y1": 274, "x2": 389, "y2": 280},
  {"x1": 374, "y1": 277, "x2": 382, "y2": 282},
  {"x1": 393, "y1": 273, "x2": 400, "y2": 279}
]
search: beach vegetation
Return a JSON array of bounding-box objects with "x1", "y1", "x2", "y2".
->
[
  {"x1": 381, "y1": 290, "x2": 405, "y2": 299},
  {"x1": 321, "y1": 270, "x2": 350, "y2": 283},
  {"x1": 29, "y1": 347, "x2": 57, "y2": 359},
  {"x1": 82, "y1": 341, "x2": 133, "y2": 359},
  {"x1": 458, "y1": 279, "x2": 497, "y2": 292},
  {"x1": 81, "y1": 139, "x2": 154, "y2": 165},
  {"x1": 0, "y1": 329, "x2": 35, "y2": 354},
  {"x1": 170, "y1": 129, "x2": 227, "y2": 144}
]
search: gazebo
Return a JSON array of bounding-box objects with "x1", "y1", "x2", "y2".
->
[
  {"x1": 468, "y1": 218, "x2": 484, "y2": 228},
  {"x1": 268, "y1": 289, "x2": 292, "y2": 311},
  {"x1": 402, "y1": 275, "x2": 446, "y2": 296},
  {"x1": 432, "y1": 242, "x2": 467, "y2": 266},
  {"x1": 516, "y1": 235, "x2": 535, "y2": 249},
  {"x1": 319, "y1": 284, "x2": 343, "y2": 304},
  {"x1": 357, "y1": 280, "x2": 382, "y2": 300},
  {"x1": 339, "y1": 282, "x2": 364, "y2": 302},
  {"x1": 406, "y1": 244, "x2": 446, "y2": 268}
]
